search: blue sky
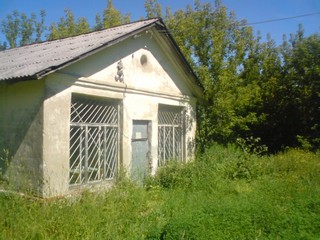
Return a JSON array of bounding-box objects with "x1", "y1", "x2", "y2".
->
[{"x1": 0, "y1": 0, "x2": 319, "y2": 45}]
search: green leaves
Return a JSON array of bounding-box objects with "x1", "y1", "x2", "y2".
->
[
  {"x1": 144, "y1": 0, "x2": 162, "y2": 18},
  {"x1": 164, "y1": 1, "x2": 259, "y2": 146},
  {"x1": 1, "y1": 10, "x2": 46, "y2": 48},
  {"x1": 1, "y1": 1, "x2": 318, "y2": 151},
  {"x1": 163, "y1": 1, "x2": 319, "y2": 152},
  {"x1": 47, "y1": 9, "x2": 90, "y2": 40},
  {"x1": 1, "y1": 0, "x2": 131, "y2": 46},
  {"x1": 102, "y1": 0, "x2": 127, "y2": 29}
]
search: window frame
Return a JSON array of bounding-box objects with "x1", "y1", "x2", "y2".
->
[
  {"x1": 158, "y1": 104, "x2": 185, "y2": 166},
  {"x1": 69, "y1": 94, "x2": 120, "y2": 186}
]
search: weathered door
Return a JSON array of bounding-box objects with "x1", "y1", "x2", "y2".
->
[{"x1": 131, "y1": 120, "x2": 151, "y2": 183}]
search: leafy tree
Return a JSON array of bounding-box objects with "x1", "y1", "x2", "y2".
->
[
  {"x1": 1, "y1": 10, "x2": 20, "y2": 48},
  {"x1": 162, "y1": 1, "x2": 320, "y2": 152},
  {"x1": 103, "y1": 0, "x2": 125, "y2": 28},
  {"x1": 47, "y1": 9, "x2": 90, "y2": 40},
  {"x1": 144, "y1": 0, "x2": 162, "y2": 18},
  {"x1": 77, "y1": 17, "x2": 90, "y2": 34},
  {"x1": 248, "y1": 29, "x2": 320, "y2": 151},
  {"x1": 1, "y1": 10, "x2": 46, "y2": 47},
  {"x1": 35, "y1": 10, "x2": 46, "y2": 42},
  {"x1": 93, "y1": 0, "x2": 130, "y2": 30},
  {"x1": 123, "y1": 13, "x2": 131, "y2": 24},
  {"x1": 94, "y1": 13, "x2": 104, "y2": 31},
  {"x1": 242, "y1": 33, "x2": 284, "y2": 151},
  {"x1": 19, "y1": 13, "x2": 36, "y2": 46},
  {"x1": 284, "y1": 33, "x2": 320, "y2": 150},
  {"x1": 164, "y1": 0, "x2": 256, "y2": 148}
]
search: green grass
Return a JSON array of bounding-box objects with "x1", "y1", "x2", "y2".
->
[{"x1": 1, "y1": 144, "x2": 320, "y2": 239}]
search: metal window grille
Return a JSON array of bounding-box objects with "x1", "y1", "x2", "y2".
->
[
  {"x1": 69, "y1": 95, "x2": 120, "y2": 186},
  {"x1": 158, "y1": 105, "x2": 185, "y2": 166}
]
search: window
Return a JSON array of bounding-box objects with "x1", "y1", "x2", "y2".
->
[
  {"x1": 158, "y1": 105, "x2": 185, "y2": 166},
  {"x1": 69, "y1": 94, "x2": 120, "y2": 186}
]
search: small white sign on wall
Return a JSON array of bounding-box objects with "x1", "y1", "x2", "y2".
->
[{"x1": 135, "y1": 132, "x2": 142, "y2": 139}]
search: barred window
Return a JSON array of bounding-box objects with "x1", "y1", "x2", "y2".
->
[
  {"x1": 158, "y1": 105, "x2": 185, "y2": 166},
  {"x1": 69, "y1": 94, "x2": 120, "y2": 186}
]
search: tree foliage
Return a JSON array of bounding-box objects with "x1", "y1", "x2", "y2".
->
[
  {"x1": 47, "y1": 9, "x2": 90, "y2": 40},
  {"x1": 1, "y1": 0, "x2": 130, "y2": 44},
  {"x1": 164, "y1": 0, "x2": 260, "y2": 147},
  {"x1": 144, "y1": 0, "x2": 163, "y2": 18},
  {"x1": 0, "y1": 0, "x2": 319, "y2": 152},
  {"x1": 103, "y1": 0, "x2": 125, "y2": 28},
  {"x1": 161, "y1": 0, "x2": 320, "y2": 152},
  {"x1": 94, "y1": 0, "x2": 130, "y2": 30},
  {"x1": 1, "y1": 10, "x2": 20, "y2": 48},
  {"x1": 1, "y1": 10, "x2": 46, "y2": 48}
]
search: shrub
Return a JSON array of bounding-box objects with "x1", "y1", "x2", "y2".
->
[{"x1": 147, "y1": 160, "x2": 194, "y2": 189}]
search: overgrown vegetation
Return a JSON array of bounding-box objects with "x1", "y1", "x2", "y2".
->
[
  {"x1": 1, "y1": 0, "x2": 319, "y2": 152},
  {"x1": 1, "y1": 144, "x2": 319, "y2": 239},
  {"x1": 1, "y1": 2, "x2": 319, "y2": 236}
]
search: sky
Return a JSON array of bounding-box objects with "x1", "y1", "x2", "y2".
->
[{"x1": 0, "y1": 0, "x2": 319, "y2": 45}]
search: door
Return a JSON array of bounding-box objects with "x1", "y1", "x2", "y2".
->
[{"x1": 131, "y1": 120, "x2": 151, "y2": 183}]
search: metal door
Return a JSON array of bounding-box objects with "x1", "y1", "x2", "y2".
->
[{"x1": 131, "y1": 120, "x2": 151, "y2": 183}]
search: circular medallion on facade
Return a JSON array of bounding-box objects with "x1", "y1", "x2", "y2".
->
[{"x1": 140, "y1": 54, "x2": 148, "y2": 66}]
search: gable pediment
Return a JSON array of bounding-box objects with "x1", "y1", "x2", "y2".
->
[{"x1": 61, "y1": 28, "x2": 202, "y2": 99}]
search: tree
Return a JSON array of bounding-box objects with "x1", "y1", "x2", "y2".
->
[
  {"x1": 1, "y1": 10, "x2": 20, "y2": 48},
  {"x1": 94, "y1": 13, "x2": 104, "y2": 31},
  {"x1": 92, "y1": 0, "x2": 130, "y2": 30},
  {"x1": 242, "y1": 33, "x2": 284, "y2": 151},
  {"x1": 19, "y1": 13, "x2": 36, "y2": 46},
  {"x1": 35, "y1": 10, "x2": 46, "y2": 42},
  {"x1": 77, "y1": 17, "x2": 90, "y2": 34},
  {"x1": 285, "y1": 33, "x2": 320, "y2": 150},
  {"x1": 1, "y1": 10, "x2": 46, "y2": 48},
  {"x1": 164, "y1": 0, "x2": 256, "y2": 148},
  {"x1": 144, "y1": 0, "x2": 162, "y2": 18},
  {"x1": 249, "y1": 30, "x2": 320, "y2": 151},
  {"x1": 162, "y1": 1, "x2": 320, "y2": 152},
  {"x1": 47, "y1": 9, "x2": 90, "y2": 40},
  {"x1": 103, "y1": 0, "x2": 125, "y2": 28}
]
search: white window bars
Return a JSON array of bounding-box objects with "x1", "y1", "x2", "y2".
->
[
  {"x1": 158, "y1": 105, "x2": 185, "y2": 166},
  {"x1": 69, "y1": 95, "x2": 120, "y2": 186}
]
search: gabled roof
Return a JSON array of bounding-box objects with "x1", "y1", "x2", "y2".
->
[
  {"x1": 0, "y1": 18, "x2": 202, "y2": 95},
  {"x1": 0, "y1": 18, "x2": 160, "y2": 81}
]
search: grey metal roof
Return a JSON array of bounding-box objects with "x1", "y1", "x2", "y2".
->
[{"x1": 0, "y1": 18, "x2": 160, "y2": 81}]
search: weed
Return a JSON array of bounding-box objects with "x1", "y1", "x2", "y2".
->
[
  {"x1": 236, "y1": 136, "x2": 268, "y2": 156},
  {"x1": 0, "y1": 149, "x2": 9, "y2": 184}
]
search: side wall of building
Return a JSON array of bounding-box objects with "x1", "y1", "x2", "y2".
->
[{"x1": 0, "y1": 80, "x2": 45, "y2": 195}]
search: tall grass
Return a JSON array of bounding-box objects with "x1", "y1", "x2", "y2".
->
[{"x1": 1, "y1": 145, "x2": 319, "y2": 239}]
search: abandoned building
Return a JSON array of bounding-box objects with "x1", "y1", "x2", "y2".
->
[{"x1": 0, "y1": 18, "x2": 203, "y2": 198}]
